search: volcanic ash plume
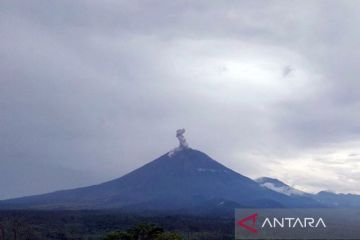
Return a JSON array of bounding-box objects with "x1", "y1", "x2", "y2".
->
[
  {"x1": 176, "y1": 128, "x2": 189, "y2": 149},
  {"x1": 168, "y1": 129, "x2": 189, "y2": 157}
]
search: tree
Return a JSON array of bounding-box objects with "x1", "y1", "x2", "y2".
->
[
  {"x1": 103, "y1": 231, "x2": 132, "y2": 240},
  {"x1": 128, "y1": 223, "x2": 163, "y2": 240},
  {"x1": 155, "y1": 232, "x2": 182, "y2": 240},
  {"x1": 103, "y1": 223, "x2": 183, "y2": 240},
  {"x1": 0, "y1": 222, "x2": 5, "y2": 240}
]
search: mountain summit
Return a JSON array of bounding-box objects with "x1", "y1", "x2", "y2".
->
[{"x1": 0, "y1": 130, "x2": 322, "y2": 212}]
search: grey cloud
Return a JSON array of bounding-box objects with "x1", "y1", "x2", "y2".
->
[
  {"x1": 282, "y1": 65, "x2": 293, "y2": 77},
  {"x1": 1, "y1": 0, "x2": 360, "y2": 198}
]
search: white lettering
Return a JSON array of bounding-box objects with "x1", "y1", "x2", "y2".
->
[
  {"x1": 260, "y1": 217, "x2": 327, "y2": 229},
  {"x1": 293, "y1": 218, "x2": 304, "y2": 228},
  {"x1": 262, "y1": 218, "x2": 273, "y2": 228},
  {"x1": 306, "y1": 218, "x2": 315, "y2": 227},
  {"x1": 316, "y1": 218, "x2": 326, "y2": 228},
  {"x1": 274, "y1": 218, "x2": 284, "y2": 228},
  {"x1": 284, "y1": 217, "x2": 295, "y2": 227}
]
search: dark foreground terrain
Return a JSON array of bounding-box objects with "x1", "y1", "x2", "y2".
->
[{"x1": 0, "y1": 210, "x2": 233, "y2": 240}]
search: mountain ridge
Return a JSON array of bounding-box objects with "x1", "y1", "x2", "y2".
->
[
  {"x1": 256, "y1": 177, "x2": 360, "y2": 208},
  {"x1": 0, "y1": 148, "x2": 324, "y2": 211}
]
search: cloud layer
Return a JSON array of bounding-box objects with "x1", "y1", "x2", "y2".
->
[{"x1": 1, "y1": 0, "x2": 359, "y2": 197}]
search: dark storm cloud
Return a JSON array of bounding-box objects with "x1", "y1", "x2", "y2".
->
[{"x1": 1, "y1": 0, "x2": 360, "y2": 198}]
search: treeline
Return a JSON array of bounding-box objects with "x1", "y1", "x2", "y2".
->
[
  {"x1": 0, "y1": 210, "x2": 233, "y2": 240},
  {"x1": 0, "y1": 217, "x2": 37, "y2": 240}
]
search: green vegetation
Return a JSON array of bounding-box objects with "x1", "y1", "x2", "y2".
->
[{"x1": 103, "y1": 223, "x2": 181, "y2": 240}]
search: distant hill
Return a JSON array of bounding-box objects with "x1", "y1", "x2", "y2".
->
[
  {"x1": 256, "y1": 177, "x2": 360, "y2": 208},
  {"x1": 314, "y1": 191, "x2": 360, "y2": 207},
  {"x1": 256, "y1": 177, "x2": 310, "y2": 197},
  {"x1": 0, "y1": 148, "x2": 323, "y2": 212}
]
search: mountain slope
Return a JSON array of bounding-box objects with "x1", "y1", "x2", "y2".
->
[{"x1": 0, "y1": 148, "x2": 323, "y2": 211}]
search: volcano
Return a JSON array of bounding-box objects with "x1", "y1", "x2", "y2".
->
[{"x1": 0, "y1": 130, "x2": 323, "y2": 212}]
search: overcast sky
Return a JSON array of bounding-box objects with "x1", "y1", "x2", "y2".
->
[{"x1": 1, "y1": 0, "x2": 360, "y2": 198}]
